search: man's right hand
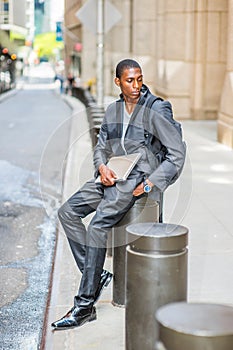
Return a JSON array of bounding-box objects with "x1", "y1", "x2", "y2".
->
[{"x1": 98, "y1": 164, "x2": 117, "y2": 186}]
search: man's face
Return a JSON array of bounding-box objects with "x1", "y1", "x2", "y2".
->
[{"x1": 115, "y1": 67, "x2": 143, "y2": 102}]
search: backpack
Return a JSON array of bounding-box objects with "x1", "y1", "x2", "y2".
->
[
  {"x1": 143, "y1": 94, "x2": 186, "y2": 185},
  {"x1": 144, "y1": 95, "x2": 183, "y2": 138}
]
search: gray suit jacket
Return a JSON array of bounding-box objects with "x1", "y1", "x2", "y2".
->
[{"x1": 93, "y1": 85, "x2": 186, "y2": 200}]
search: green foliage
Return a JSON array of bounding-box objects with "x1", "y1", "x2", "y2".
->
[{"x1": 34, "y1": 32, "x2": 64, "y2": 58}]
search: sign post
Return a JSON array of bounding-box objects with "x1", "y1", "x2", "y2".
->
[
  {"x1": 76, "y1": 0, "x2": 122, "y2": 108},
  {"x1": 96, "y1": 0, "x2": 104, "y2": 107}
]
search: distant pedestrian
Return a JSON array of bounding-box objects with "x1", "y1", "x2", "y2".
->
[
  {"x1": 66, "y1": 72, "x2": 75, "y2": 95},
  {"x1": 54, "y1": 74, "x2": 64, "y2": 93},
  {"x1": 87, "y1": 77, "x2": 95, "y2": 93}
]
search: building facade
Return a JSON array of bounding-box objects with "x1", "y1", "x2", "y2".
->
[
  {"x1": 63, "y1": 0, "x2": 82, "y2": 77},
  {"x1": 0, "y1": 0, "x2": 35, "y2": 46},
  {"x1": 0, "y1": 0, "x2": 28, "y2": 40},
  {"x1": 0, "y1": 0, "x2": 34, "y2": 90},
  {"x1": 34, "y1": 0, "x2": 51, "y2": 35},
  {"x1": 64, "y1": 0, "x2": 233, "y2": 148}
]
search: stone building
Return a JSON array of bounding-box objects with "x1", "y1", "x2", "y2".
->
[
  {"x1": 64, "y1": 0, "x2": 233, "y2": 148},
  {"x1": 63, "y1": 0, "x2": 82, "y2": 78}
]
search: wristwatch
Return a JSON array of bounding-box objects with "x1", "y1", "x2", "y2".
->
[{"x1": 143, "y1": 180, "x2": 152, "y2": 193}]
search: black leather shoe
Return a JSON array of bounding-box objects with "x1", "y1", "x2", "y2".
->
[
  {"x1": 94, "y1": 269, "x2": 113, "y2": 303},
  {"x1": 51, "y1": 306, "x2": 96, "y2": 330}
]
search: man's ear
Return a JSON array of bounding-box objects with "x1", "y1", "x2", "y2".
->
[{"x1": 114, "y1": 77, "x2": 120, "y2": 87}]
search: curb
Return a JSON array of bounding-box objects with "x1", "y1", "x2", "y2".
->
[
  {"x1": 0, "y1": 79, "x2": 25, "y2": 103},
  {"x1": 40, "y1": 95, "x2": 93, "y2": 349}
]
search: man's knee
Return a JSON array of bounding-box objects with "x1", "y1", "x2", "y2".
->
[
  {"x1": 58, "y1": 201, "x2": 73, "y2": 222},
  {"x1": 58, "y1": 201, "x2": 85, "y2": 243}
]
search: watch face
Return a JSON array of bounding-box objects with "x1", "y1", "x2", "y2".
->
[{"x1": 144, "y1": 184, "x2": 151, "y2": 193}]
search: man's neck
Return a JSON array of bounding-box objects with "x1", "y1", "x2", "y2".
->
[
  {"x1": 125, "y1": 101, "x2": 135, "y2": 115},
  {"x1": 124, "y1": 95, "x2": 141, "y2": 114}
]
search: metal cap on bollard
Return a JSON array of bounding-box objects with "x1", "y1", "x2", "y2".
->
[
  {"x1": 125, "y1": 223, "x2": 189, "y2": 350},
  {"x1": 127, "y1": 222, "x2": 188, "y2": 252},
  {"x1": 156, "y1": 302, "x2": 233, "y2": 350}
]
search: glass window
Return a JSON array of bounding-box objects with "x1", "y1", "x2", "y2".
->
[{"x1": 3, "y1": 0, "x2": 9, "y2": 12}]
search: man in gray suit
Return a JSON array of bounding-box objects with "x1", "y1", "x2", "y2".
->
[{"x1": 52, "y1": 59, "x2": 186, "y2": 330}]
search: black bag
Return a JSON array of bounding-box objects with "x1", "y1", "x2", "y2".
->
[{"x1": 143, "y1": 95, "x2": 186, "y2": 185}]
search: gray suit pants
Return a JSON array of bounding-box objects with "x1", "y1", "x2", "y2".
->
[{"x1": 58, "y1": 172, "x2": 144, "y2": 308}]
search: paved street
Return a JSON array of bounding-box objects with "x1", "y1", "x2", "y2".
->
[{"x1": 0, "y1": 64, "x2": 72, "y2": 349}]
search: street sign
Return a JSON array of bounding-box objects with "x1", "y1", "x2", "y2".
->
[
  {"x1": 56, "y1": 21, "x2": 63, "y2": 42},
  {"x1": 76, "y1": 0, "x2": 122, "y2": 35}
]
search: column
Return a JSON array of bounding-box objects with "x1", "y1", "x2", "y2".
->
[{"x1": 218, "y1": 0, "x2": 233, "y2": 148}]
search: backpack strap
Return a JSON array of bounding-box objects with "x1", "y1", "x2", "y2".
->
[
  {"x1": 146, "y1": 95, "x2": 164, "y2": 109},
  {"x1": 143, "y1": 95, "x2": 164, "y2": 131}
]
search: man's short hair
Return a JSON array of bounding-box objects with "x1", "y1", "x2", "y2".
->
[{"x1": 115, "y1": 59, "x2": 141, "y2": 78}]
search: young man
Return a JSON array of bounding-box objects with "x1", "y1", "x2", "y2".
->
[{"x1": 51, "y1": 59, "x2": 186, "y2": 330}]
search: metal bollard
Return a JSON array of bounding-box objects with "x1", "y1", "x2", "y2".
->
[
  {"x1": 106, "y1": 231, "x2": 113, "y2": 257},
  {"x1": 112, "y1": 197, "x2": 159, "y2": 307},
  {"x1": 156, "y1": 302, "x2": 233, "y2": 350},
  {"x1": 125, "y1": 223, "x2": 188, "y2": 350}
]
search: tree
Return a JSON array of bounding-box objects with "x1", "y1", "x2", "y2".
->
[{"x1": 34, "y1": 32, "x2": 64, "y2": 60}]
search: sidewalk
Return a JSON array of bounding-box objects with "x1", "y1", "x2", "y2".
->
[{"x1": 41, "y1": 95, "x2": 233, "y2": 350}]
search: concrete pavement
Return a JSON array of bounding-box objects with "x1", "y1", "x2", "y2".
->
[
  {"x1": 0, "y1": 75, "x2": 72, "y2": 350},
  {"x1": 41, "y1": 94, "x2": 233, "y2": 350}
]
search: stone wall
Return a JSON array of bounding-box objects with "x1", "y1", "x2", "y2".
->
[
  {"x1": 103, "y1": 0, "x2": 228, "y2": 122},
  {"x1": 69, "y1": 0, "x2": 233, "y2": 147},
  {"x1": 218, "y1": 0, "x2": 233, "y2": 147}
]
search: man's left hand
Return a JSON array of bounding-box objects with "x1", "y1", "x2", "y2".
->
[{"x1": 133, "y1": 182, "x2": 144, "y2": 196}]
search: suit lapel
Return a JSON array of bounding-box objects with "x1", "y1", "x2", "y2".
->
[{"x1": 116, "y1": 100, "x2": 123, "y2": 138}]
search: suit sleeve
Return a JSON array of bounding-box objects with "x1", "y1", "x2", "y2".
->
[{"x1": 148, "y1": 101, "x2": 186, "y2": 191}]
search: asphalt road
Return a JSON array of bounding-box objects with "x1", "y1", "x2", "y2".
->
[{"x1": 0, "y1": 64, "x2": 72, "y2": 349}]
